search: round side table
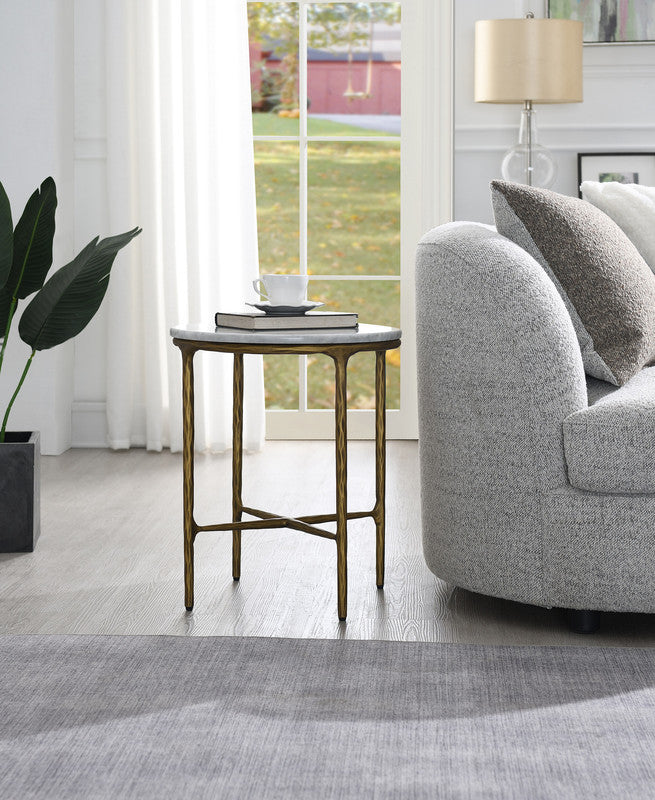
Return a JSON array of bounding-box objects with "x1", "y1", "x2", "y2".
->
[{"x1": 170, "y1": 322, "x2": 402, "y2": 621}]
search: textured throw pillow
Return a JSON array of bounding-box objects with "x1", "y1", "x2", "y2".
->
[
  {"x1": 581, "y1": 181, "x2": 655, "y2": 274},
  {"x1": 492, "y1": 180, "x2": 655, "y2": 386}
]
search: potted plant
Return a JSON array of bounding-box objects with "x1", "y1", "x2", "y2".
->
[{"x1": 0, "y1": 177, "x2": 140, "y2": 551}]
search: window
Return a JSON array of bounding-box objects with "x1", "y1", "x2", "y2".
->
[{"x1": 248, "y1": 0, "x2": 452, "y2": 439}]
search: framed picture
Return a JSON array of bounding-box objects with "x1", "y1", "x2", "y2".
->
[
  {"x1": 548, "y1": 1, "x2": 655, "y2": 44},
  {"x1": 577, "y1": 152, "x2": 655, "y2": 197}
]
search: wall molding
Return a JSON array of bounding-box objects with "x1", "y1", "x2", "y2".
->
[
  {"x1": 456, "y1": 123, "x2": 655, "y2": 133},
  {"x1": 456, "y1": 122, "x2": 655, "y2": 153},
  {"x1": 456, "y1": 143, "x2": 655, "y2": 153},
  {"x1": 585, "y1": 65, "x2": 655, "y2": 80}
]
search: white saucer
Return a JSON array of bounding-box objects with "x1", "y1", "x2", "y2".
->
[{"x1": 246, "y1": 301, "x2": 325, "y2": 316}]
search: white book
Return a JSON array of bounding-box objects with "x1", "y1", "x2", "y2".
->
[{"x1": 215, "y1": 311, "x2": 358, "y2": 331}]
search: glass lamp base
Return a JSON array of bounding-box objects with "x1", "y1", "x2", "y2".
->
[{"x1": 501, "y1": 143, "x2": 557, "y2": 189}]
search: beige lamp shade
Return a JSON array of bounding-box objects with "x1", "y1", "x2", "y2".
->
[{"x1": 475, "y1": 18, "x2": 583, "y2": 104}]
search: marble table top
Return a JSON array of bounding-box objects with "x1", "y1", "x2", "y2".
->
[{"x1": 170, "y1": 322, "x2": 402, "y2": 346}]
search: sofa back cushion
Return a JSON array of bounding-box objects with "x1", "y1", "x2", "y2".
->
[{"x1": 492, "y1": 180, "x2": 655, "y2": 386}]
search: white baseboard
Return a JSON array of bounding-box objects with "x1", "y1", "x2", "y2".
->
[{"x1": 71, "y1": 401, "x2": 107, "y2": 448}]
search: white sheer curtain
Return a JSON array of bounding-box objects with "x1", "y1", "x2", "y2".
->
[{"x1": 104, "y1": 0, "x2": 265, "y2": 452}]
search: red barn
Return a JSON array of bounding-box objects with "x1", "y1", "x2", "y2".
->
[{"x1": 250, "y1": 23, "x2": 401, "y2": 115}]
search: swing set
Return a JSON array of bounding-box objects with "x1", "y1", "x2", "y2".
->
[{"x1": 342, "y1": 14, "x2": 374, "y2": 102}]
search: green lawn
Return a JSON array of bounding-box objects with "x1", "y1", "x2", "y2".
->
[{"x1": 253, "y1": 112, "x2": 401, "y2": 410}]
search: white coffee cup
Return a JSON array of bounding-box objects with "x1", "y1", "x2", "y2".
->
[{"x1": 253, "y1": 273, "x2": 309, "y2": 306}]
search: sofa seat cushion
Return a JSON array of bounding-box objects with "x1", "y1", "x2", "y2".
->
[{"x1": 563, "y1": 367, "x2": 655, "y2": 494}]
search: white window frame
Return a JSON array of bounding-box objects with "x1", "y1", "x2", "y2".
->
[{"x1": 256, "y1": 0, "x2": 453, "y2": 440}]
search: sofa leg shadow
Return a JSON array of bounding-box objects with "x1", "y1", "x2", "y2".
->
[{"x1": 564, "y1": 609, "x2": 601, "y2": 634}]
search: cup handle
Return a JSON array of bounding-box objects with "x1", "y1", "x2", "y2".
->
[{"x1": 252, "y1": 278, "x2": 268, "y2": 300}]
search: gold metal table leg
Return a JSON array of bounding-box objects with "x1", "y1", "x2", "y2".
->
[
  {"x1": 175, "y1": 335, "x2": 399, "y2": 619},
  {"x1": 181, "y1": 346, "x2": 195, "y2": 610},
  {"x1": 333, "y1": 351, "x2": 349, "y2": 621},
  {"x1": 374, "y1": 350, "x2": 386, "y2": 588},
  {"x1": 232, "y1": 353, "x2": 244, "y2": 580}
]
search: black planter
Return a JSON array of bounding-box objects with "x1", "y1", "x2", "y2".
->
[{"x1": 0, "y1": 431, "x2": 40, "y2": 552}]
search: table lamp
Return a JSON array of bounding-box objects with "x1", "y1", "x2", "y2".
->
[{"x1": 474, "y1": 13, "x2": 583, "y2": 188}]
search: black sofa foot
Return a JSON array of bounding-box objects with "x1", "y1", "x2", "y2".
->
[{"x1": 565, "y1": 609, "x2": 601, "y2": 634}]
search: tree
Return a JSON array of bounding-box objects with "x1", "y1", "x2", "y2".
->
[{"x1": 248, "y1": 2, "x2": 401, "y2": 110}]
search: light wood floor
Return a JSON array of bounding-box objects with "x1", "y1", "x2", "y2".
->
[{"x1": 1, "y1": 441, "x2": 654, "y2": 646}]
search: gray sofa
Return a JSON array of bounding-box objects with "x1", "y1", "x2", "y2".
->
[{"x1": 415, "y1": 220, "x2": 655, "y2": 630}]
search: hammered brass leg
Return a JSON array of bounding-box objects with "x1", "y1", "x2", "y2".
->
[
  {"x1": 333, "y1": 351, "x2": 349, "y2": 621},
  {"x1": 232, "y1": 353, "x2": 244, "y2": 581},
  {"x1": 181, "y1": 346, "x2": 196, "y2": 610},
  {"x1": 374, "y1": 350, "x2": 386, "y2": 589}
]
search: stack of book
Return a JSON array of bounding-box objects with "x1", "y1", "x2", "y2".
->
[{"x1": 215, "y1": 310, "x2": 358, "y2": 331}]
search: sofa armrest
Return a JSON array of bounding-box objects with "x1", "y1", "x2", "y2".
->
[{"x1": 416, "y1": 221, "x2": 588, "y2": 493}]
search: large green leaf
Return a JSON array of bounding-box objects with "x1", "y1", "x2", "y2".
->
[
  {"x1": 0, "y1": 181, "x2": 13, "y2": 291},
  {"x1": 18, "y1": 227, "x2": 141, "y2": 351},
  {"x1": 0, "y1": 289, "x2": 12, "y2": 337},
  {"x1": 8, "y1": 177, "x2": 57, "y2": 300}
]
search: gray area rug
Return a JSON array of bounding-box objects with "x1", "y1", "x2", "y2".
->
[{"x1": 1, "y1": 635, "x2": 655, "y2": 799}]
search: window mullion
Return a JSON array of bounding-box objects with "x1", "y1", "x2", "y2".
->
[
  {"x1": 299, "y1": 1, "x2": 309, "y2": 412},
  {"x1": 299, "y1": 0, "x2": 308, "y2": 280}
]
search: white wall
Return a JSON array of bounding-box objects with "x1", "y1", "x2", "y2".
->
[
  {"x1": 454, "y1": 0, "x2": 655, "y2": 222},
  {"x1": 0, "y1": 0, "x2": 75, "y2": 455}
]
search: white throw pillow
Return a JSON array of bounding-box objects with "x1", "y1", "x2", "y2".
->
[{"x1": 581, "y1": 181, "x2": 655, "y2": 274}]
